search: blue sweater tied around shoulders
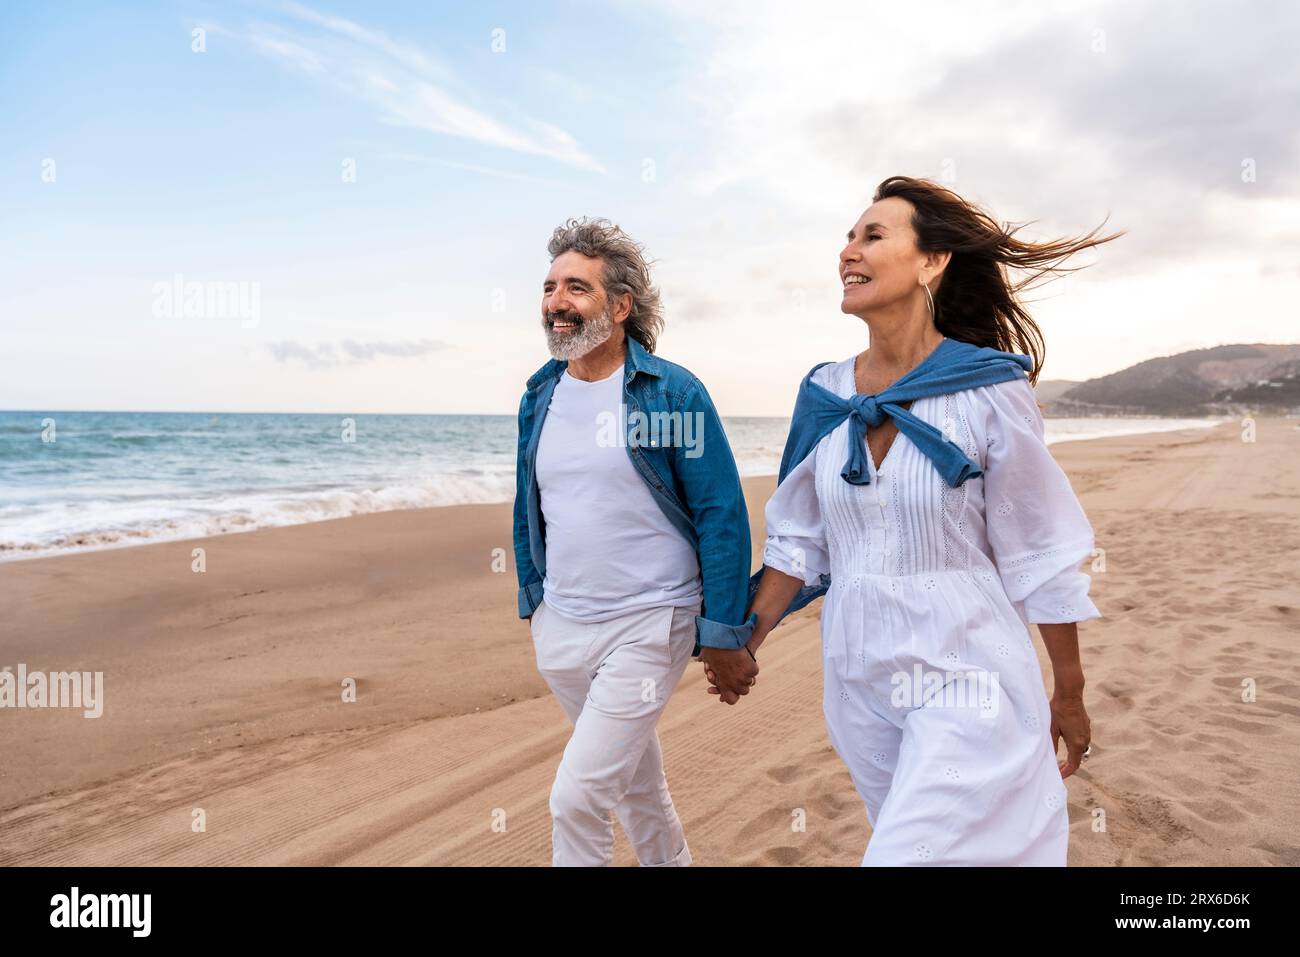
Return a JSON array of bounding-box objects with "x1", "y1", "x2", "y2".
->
[{"x1": 739, "y1": 336, "x2": 1035, "y2": 638}]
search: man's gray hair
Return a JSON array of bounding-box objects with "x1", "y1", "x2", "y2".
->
[{"x1": 547, "y1": 217, "x2": 664, "y2": 354}]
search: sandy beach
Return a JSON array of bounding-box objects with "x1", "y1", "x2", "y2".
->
[{"x1": 1, "y1": 417, "x2": 1298, "y2": 866}]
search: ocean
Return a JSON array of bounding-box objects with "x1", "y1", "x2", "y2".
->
[{"x1": 0, "y1": 409, "x2": 1225, "y2": 561}]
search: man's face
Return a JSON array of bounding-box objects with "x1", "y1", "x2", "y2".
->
[{"x1": 541, "y1": 250, "x2": 616, "y2": 360}]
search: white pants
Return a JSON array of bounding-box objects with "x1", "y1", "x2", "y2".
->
[
  {"x1": 530, "y1": 598, "x2": 699, "y2": 867},
  {"x1": 822, "y1": 627, "x2": 1070, "y2": 866}
]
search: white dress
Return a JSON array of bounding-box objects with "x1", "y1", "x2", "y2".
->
[{"x1": 763, "y1": 356, "x2": 1101, "y2": 866}]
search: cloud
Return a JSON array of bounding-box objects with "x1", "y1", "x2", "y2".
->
[
  {"x1": 240, "y1": 2, "x2": 605, "y2": 172},
  {"x1": 668, "y1": 294, "x2": 725, "y2": 324},
  {"x1": 268, "y1": 338, "x2": 447, "y2": 368},
  {"x1": 377, "y1": 152, "x2": 577, "y2": 189},
  {"x1": 278, "y1": 0, "x2": 454, "y2": 83},
  {"x1": 662, "y1": 0, "x2": 1300, "y2": 279},
  {"x1": 247, "y1": 33, "x2": 326, "y2": 75}
]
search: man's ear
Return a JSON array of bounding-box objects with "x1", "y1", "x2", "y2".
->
[{"x1": 612, "y1": 291, "x2": 633, "y2": 324}]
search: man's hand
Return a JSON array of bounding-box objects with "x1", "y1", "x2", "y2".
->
[{"x1": 698, "y1": 646, "x2": 758, "y2": 705}]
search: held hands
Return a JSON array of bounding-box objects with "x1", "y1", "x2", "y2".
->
[
  {"x1": 698, "y1": 645, "x2": 759, "y2": 705},
  {"x1": 697, "y1": 573, "x2": 798, "y2": 706}
]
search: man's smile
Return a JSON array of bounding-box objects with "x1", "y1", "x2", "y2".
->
[{"x1": 547, "y1": 313, "x2": 582, "y2": 332}]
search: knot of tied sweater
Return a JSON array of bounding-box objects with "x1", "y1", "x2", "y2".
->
[
  {"x1": 840, "y1": 393, "x2": 895, "y2": 485},
  {"x1": 779, "y1": 339, "x2": 1036, "y2": 496},
  {"x1": 847, "y1": 393, "x2": 887, "y2": 428}
]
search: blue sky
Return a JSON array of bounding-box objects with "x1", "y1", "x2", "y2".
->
[{"x1": 2, "y1": 0, "x2": 1297, "y2": 415}]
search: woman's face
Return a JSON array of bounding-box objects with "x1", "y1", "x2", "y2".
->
[{"x1": 838, "y1": 197, "x2": 928, "y2": 317}]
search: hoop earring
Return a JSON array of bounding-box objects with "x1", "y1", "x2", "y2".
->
[{"x1": 919, "y1": 277, "x2": 935, "y2": 320}]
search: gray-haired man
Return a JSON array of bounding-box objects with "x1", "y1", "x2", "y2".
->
[{"x1": 513, "y1": 218, "x2": 759, "y2": 866}]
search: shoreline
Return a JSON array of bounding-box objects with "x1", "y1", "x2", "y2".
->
[
  {"x1": 0, "y1": 417, "x2": 1233, "y2": 566},
  {"x1": 2, "y1": 416, "x2": 1297, "y2": 865}
]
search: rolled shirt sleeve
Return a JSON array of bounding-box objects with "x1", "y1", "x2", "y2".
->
[
  {"x1": 979, "y1": 377, "x2": 1102, "y2": 626},
  {"x1": 763, "y1": 443, "x2": 831, "y2": 587}
]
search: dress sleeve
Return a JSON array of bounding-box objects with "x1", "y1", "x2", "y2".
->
[
  {"x1": 980, "y1": 376, "x2": 1101, "y2": 625},
  {"x1": 763, "y1": 441, "x2": 830, "y2": 587}
]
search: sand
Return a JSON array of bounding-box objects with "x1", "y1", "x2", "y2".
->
[{"x1": 1, "y1": 417, "x2": 1298, "y2": 866}]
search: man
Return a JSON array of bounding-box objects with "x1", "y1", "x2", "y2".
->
[{"x1": 513, "y1": 217, "x2": 759, "y2": 866}]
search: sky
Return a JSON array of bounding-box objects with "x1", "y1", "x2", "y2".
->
[{"x1": 1, "y1": 0, "x2": 1297, "y2": 416}]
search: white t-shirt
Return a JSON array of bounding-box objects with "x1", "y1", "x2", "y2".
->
[{"x1": 536, "y1": 365, "x2": 703, "y2": 621}]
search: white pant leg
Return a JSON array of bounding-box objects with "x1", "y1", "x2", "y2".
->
[
  {"x1": 822, "y1": 643, "x2": 904, "y2": 832},
  {"x1": 531, "y1": 600, "x2": 697, "y2": 867},
  {"x1": 612, "y1": 729, "x2": 692, "y2": 866},
  {"x1": 860, "y1": 679, "x2": 1069, "y2": 866}
]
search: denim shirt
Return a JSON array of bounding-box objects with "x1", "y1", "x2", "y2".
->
[{"x1": 513, "y1": 336, "x2": 758, "y2": 656}]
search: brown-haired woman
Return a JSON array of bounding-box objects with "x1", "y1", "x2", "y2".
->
[{"x1": 722, "y1": 176, "x2": 1123, "y2": 865}]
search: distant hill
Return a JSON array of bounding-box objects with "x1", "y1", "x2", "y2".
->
[
  {"x1": 1032, "y1": 379, "x2": 1083, "y2": 405},
  {"x1": 1042, "y1": 343, "x2": 1300, "y2": 416}
]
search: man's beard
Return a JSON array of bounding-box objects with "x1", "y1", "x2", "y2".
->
[{"x1": 543, "y1": 304, "x2": 615, "y2": 360}]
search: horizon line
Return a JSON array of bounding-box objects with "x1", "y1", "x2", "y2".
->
[{"x1": 0, "y1": 407, "x2": 795, "y2": 419}]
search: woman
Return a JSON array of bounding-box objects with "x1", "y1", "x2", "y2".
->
[{"x1": 713, "y1": 176, "x2": 1123, "y2": 865}]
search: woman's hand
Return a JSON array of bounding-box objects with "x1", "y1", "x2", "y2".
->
[
  {"x1": 1036, "y1": 623, "x2": 1090, "y2": 777},
  {"x1": 701, "y1": 566, "x2": 802, "y2": 703},
  {"x1": 699, "y1": 646, "x2": 758, "y2": 705},
  {"x1": 1049, "y1": 687, "x2": 1091, "y2": 778},
  {"x1": 702, "y1": 638, "x2": 760, "y2": 701}
]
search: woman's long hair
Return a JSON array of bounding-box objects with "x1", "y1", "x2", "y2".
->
[{"x1": 873, "y1": 176, "x2": 1125, "y2": 385}]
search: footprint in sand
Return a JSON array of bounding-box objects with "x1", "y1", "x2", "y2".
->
[
  {"x1": 1205, "y1": 712, "x2": 1281, "y2": 735},
  {"x1": 762, "y1": 845, "x2": 802, "y2": 865},
  {"x1": 765, "y1": 764, "x2": 802, "y2": 784}
]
